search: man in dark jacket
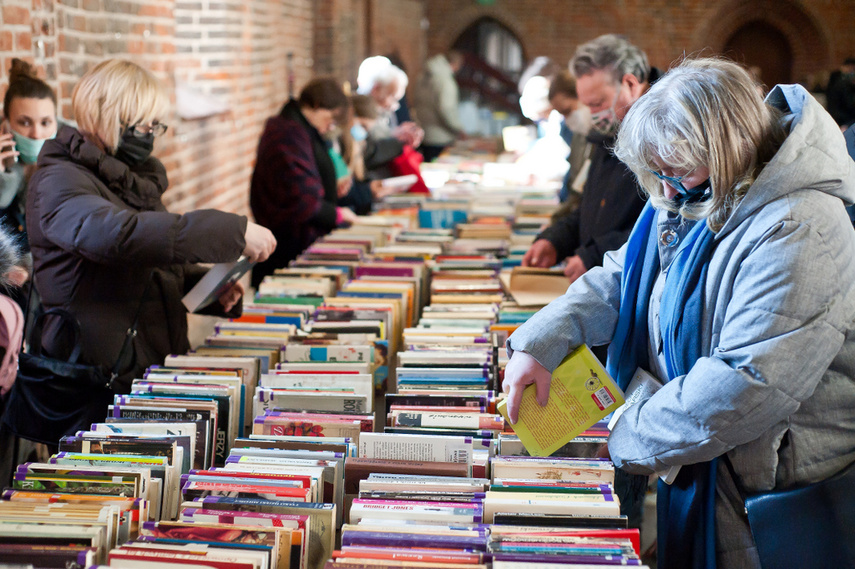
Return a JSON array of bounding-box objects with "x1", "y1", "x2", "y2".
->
[{"x1": 522, "y1": 34, "x2": 654, "y2": 283}]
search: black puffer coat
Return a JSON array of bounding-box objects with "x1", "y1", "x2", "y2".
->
[{"x1": 27, "y1": 125, "x2": 247, "y2": 393}]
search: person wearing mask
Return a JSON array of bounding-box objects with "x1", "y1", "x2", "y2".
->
[
  {"x1": 26, "y1": 59, "x2": 276, "y2": 411},
  {"x1": 522, "y1": 35, "x2": 652, "y2": 284},
  {"x1": 504, "y1": 57, "x2": 855, "y2": 569},
  {"x1": 250, "y1": 76, "x2": 357, "y2": 287},
  {"x1": 337, "y1": 94, "x2": 402, "y2": 215},
  {"x1": 356, "y1": 56, "x2": 424, "y2": 171},
  {"x1": 547, "y1": 70, "x2": 594, "y2": 204},
  {"x1": 414, "y1": 50, "x2": 466, "y2": 162},
  {"x1": 0, "y1": 59, "x2": 58, "y2": 247}
]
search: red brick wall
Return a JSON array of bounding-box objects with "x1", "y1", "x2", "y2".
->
[
  {"x1": 367, "y1": 0, "x2": 426, "y2": 101},
  {"x1": 3, "y1": 0, "x2": 852, "y2": 219},
  {"x1": 314, "y1": 0, "x2": 370, "y2": 87},
  {"x1": 423, "y1": 0, "x2": 855, "y2": 87},
  {"x1": 1, "y1": 0, "x2": 316, "y2": 217}
]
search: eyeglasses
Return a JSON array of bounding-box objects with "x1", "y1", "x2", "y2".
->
[
  {"x1": 646, "y1": 168, "x2": 694, "y2": 194},
  {"x1": 130, "y1": 122, "x2": 168, "y2": 138}
]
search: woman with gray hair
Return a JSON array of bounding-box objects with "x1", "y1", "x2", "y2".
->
[{"x1": 503, "y1": 57, "x2": 855, "y2": 568}]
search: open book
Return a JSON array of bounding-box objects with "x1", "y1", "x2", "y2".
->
[
  {"x1": 182, "y1": 256, "x2": 254, "y2": 313},
  {"x1": 498, "y1": 345, "x2": 624, "y2": 457}
]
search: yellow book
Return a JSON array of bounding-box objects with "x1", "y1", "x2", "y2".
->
[{"x1": 498, "y1": 345, "x2": 624, "y2": 457}]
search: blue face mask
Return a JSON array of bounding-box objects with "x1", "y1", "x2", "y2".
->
[
  {"x1": 648, "y1": 169, "x2": 711, "y2": 206},
  {"x1": 350, "y1": 124, "x2": 368, "y2": 142},
  {"x1": 11, "y1": 128, "x2": 55, "y2": 164}
]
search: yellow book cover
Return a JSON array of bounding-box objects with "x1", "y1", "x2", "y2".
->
[{"x1": 498, "y1": 345, "x2": 625, "y2": 457}]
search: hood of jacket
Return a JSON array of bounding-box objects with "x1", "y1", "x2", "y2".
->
[
  {"x1": 719, "y1": 84, "x2": 855, "y2": 237},
  {"x1": 38, "y1": 124, "x2": 168, "y2": 210}
]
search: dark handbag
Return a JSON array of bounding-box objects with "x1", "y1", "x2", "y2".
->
[
  {"x1": 2, "y1": 276, "x2": 150, "y2": 445},
  {"x1": 1, "y1": 308, "x2": 133, "y2": 445},
  {"x1": 726, "y1": 456, "x2": 855, "y2": 567}
]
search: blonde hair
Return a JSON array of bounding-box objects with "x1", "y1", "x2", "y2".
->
[
  {"x1": 71, "y1": 59, "x2": 168, "y2": 153},
  {"x1": 614, "y1": 57, "x2": 786, "y2": 231}
]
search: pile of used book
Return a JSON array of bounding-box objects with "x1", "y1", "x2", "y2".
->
[{"x1": 0, "y1": 155, "x2": 649, "y2": 568}]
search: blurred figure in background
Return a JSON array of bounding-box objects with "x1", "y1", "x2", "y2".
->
[
  {"x1": 0, "y1": 59, "x2": 58, "y2": 248},
  {"x1": 522, "y1": 34, "x2": 652, "y2": 287},
  {"x1": 251, "y1": 76, "x2": 357, "y2": 287},
  {"x1": 357, "y1": 56, "x2": 424, "y2": 152},
  {"x1": 548, "y1": 70, "x2": 594, "y2": 204},
  {"x1": 414, "y1": 50, "x2": 466, "y2": 162},
  {"x1": 827, "y1": 57, "x2": 855, "y2": 129}
]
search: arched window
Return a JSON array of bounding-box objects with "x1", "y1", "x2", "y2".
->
[{"x1": 451, "y1": 17, "x2": 526, "y2": 129}]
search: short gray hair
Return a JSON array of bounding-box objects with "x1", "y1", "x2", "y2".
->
[{"x1": 571, "y1": 34, "x2": 650, "y2": 84}]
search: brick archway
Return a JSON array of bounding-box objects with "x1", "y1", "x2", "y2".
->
[
  {"x1": 696, "y1": 0, "x2": 832, "y2": 84},
  {"x1": 431, "y1": 5, "x2": 528, "y2": 62}
]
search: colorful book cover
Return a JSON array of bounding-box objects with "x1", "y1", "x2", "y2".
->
[{"x1": 497, "y1": 345, "x2": 624, "y2": 457}]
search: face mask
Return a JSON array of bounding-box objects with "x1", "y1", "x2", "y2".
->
[
  {"x1": 565, "y1": 108, "x2": 592, "y2": 135},
  {"x1": 590, "y1": 83, "x2": 623, "y2": 137},
  {"x1": 10, "y1": 128, "x2": 55, "y2": 164},
  {"x1": 351, "y1": 124, "x2": 368, "y2": 142},
  {"x1": 672, "y1": 178, "x2": 712, "y2": 207},
  {"x1": 114, "y1": 128, "x2": 154, "y2": 166}
]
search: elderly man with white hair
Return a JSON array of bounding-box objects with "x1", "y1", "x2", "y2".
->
[{"x1": 357, "y1": 56, "x2": 423, "y2": 150}]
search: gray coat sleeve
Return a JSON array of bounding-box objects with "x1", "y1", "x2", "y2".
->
[
  {"x1": 34, "y1": 167, "x2": 247, "y2": 267},
  {"x1": 609, "y1": 219, "x2": 847, "y2": 475},
  {"x1": 506, "y1": 241, "x2": 627, "y2": 372}
]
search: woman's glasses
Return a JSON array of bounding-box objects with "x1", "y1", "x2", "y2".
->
[
  {"x1": 131, "y1": 122, "x2": 168, "y2": 138},
  {"x1": 647, "y1": 168, "x2": 693, "y2": 194}
]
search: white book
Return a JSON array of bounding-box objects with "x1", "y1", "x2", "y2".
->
[{"x1": 358, "y1": 432, "x2": 473, "y2": 465}]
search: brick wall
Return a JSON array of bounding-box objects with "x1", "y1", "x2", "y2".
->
[
  {"x1": 1, "y1": 0, "x2": 316, "y2": 217},
  {"x1": 314, "y1": 0, "x2": 369, "y2": 86},
  {"x1": 423, "y1": 0, "x2": 855, "y2": 88},
  {"x1": 169, "y1": 0, "x2": 314, "y2": 214},
  {"x1": 3, "y1": 0, "x2": 853, "y2": 219},
  {"x1": 368, "y1": 0, "x2": 426, "y2": 99}
]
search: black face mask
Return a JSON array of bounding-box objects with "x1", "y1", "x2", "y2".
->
[
  {"x1": 114, "y1": 128, "x2": 154, "y2": 166},
  {"x1": 673, "y1": 178, "x2": 712, "y2": 208}
]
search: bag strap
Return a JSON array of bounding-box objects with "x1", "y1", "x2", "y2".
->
[
  {"x1": 24, "y1": 272, "x2": 154, "y2": 389},
  {"x1": 107, "y1": 271, "x2": 154, "y2": 387}
]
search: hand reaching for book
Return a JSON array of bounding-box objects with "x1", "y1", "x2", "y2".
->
[
  {"x1": 502, "y1": 350, "x2": 552, "y2": 424},
  {"x1": 243, "y1": 221, "x2": 277, "y2": 263},
  {"x1": 522, "y1": 239, "x2": 558, "y2": 268}
]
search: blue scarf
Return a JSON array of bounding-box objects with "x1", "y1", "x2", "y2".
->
[{"x1": 607, "y1": 202, "x2": 718, "y2": 569}]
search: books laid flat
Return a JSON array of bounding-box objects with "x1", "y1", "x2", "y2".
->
[
  {"x1": 498, "y1": 345, "x2": 624, "y2": 457},
  {"x1": 499, "y1": 267, "x2": 569, "y2": 308},
  {"x1": 183, "y1": 256, "x2": 254, "y2": 313}
]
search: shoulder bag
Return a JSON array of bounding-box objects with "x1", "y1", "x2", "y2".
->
[
  {"x1": 724, "y1": 454, "x2": 855, "y2": 567},
  {"x1": 2, "y1": 278, "x2": 151, "y2": 445}
]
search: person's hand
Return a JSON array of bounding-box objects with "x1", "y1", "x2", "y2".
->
[
  {"x1": 522, "y1": 239, "x2": 558, "y2": 268},
  {"x1": 338, "y1": 206, "x2": 359, "y2": 226},
  {"x1": 337, "y1": 176, "x2": 353, "y2": 198},
  {"x1": 563, "y1": 255, "x2": 587, "y2": 283},
  {"x1": 369, "y1": 179, "x2": 392, "y2": 200},
  {"x1": 394, "y1": 122, "x2": 424, "y2": 148},
  {"x1": 243, "y1": 221, "x2": 277, "y2": 263},
  {"x1": 0, "y1": 132, "x2": 19, "y2": 172},
  {"x1": 502, "y1": 350, "x2": 553, "y2": 424},
  {"x1": 595, "y1": 443, "x2": 612, "y2": 460},
  {"x1": 6, "y1": 266, "x2": 28, "y2": 287},
  {"x1": 218, "y1": 280, "x2": 244, "y2": 312}
]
